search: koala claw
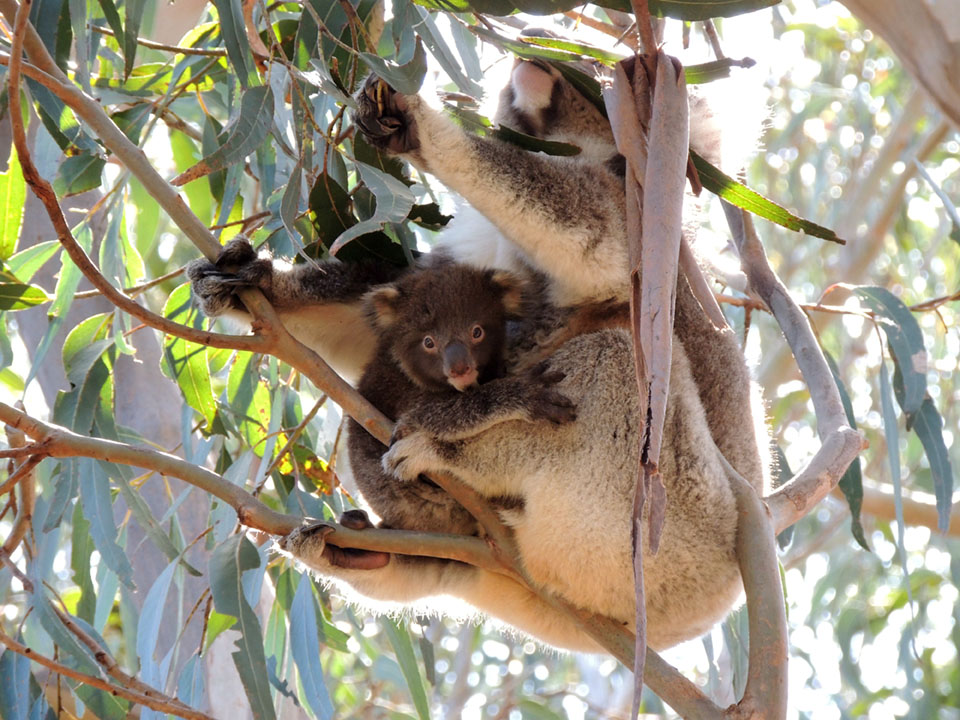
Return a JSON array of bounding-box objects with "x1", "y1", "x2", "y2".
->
[
  {"x1": 281, "y1": 517, "x2": 389, "y2": 570},
  {"x1": 354, "y1": 75, "x2": 420, "y2": 154},
  {"x1": 278, "y1": 521, "x2": 334, "y2": 554},
  {"x1": 530, "y1": 389, "x2": 577, "y2": 425},
  {"x1": 382, "y1": 432, "x2": 438, "y2": 482}
]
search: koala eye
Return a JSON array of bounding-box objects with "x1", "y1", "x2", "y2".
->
[
  {"x1": 422, "y1": 336, "x2": 436, "y2": 351},
  {"x1": 471, "y1": 325, "x2": 484, "y2": 342}
]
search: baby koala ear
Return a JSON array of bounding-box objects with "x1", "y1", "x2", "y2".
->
[
  {"x1": 488, "y1": 271, "x2": 525, "y2": 315},
  {"x1": 363, "y1": 285, "x2": 402, "y2": 328}
]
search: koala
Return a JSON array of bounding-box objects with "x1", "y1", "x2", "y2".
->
[
  {"x1": 192, "y1": 57, "x2": 770, "y2": 652},
  {"x1": 337, "y1": 262, "x2": 575, "y2": 570}
]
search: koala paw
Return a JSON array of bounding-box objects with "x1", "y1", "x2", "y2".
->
[
  {"x1": 278, "y1": 521, "x2": 334, "y2": 557},
  {"x1": 280, "y1": 515, "x2": 389, "y2": 570},
  {"x1": 526, "y1": 363, "x2": 577, "y2": 424},
  {"x1": 354, "y1": 75, "x2": 421, "y2": 154},
  {"x1": 382, "y1": 431, "x2": 443, "y2": 482},
  {"x1": 186, "y1": 237, "x2": 273, "y2": 317}
]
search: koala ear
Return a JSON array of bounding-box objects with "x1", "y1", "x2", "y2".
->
[
  {"x1": 489, "y1": 271, "x2": 525, "y2": 315},
  {"x1": 363, "y1": 285, "x2": 402, "y2": 328}
]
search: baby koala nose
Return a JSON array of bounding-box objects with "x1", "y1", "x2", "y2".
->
[{"x1": 443, "y1": 343, "x2": 478, "y2": 391}]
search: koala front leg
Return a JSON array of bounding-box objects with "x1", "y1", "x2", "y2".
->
[
  {"x1": 396, "y1": 364, "x2": 575, "y2": 443},
  {"x1": 355, "y1": 79, "x2": 629, "y2": 303},
  {"x1": 279, "y1": 520, "x2": 604, "y2": 653},
  {"x1": 187, "y1": 237, "x2": 402, "y2": 381}
]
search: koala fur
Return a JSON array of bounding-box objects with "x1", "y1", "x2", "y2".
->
[
  {"x1": 344, "y1": 262, "x2": 575, "y2": 551},
  {"x1": 193, "y1": 58, "x2": 770, "y2": 652}
]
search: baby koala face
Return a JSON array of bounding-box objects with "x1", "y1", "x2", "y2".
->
[{"x1": 364, "y1": 263, "x2": 525, "y2": 393}]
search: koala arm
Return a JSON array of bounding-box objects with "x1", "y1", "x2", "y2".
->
[
  {"x1": 279, "y1": 523, "x2": 603, "y2": 653},
  {"x1": 355, "y1": 80, "x2": 629, "y2": 304},
  {"x1": 187, "y1": 238, "x2": 403, "y2": 383},
  {"x1": 396, "y1": 366, "x2": 575, "y2": 443}
]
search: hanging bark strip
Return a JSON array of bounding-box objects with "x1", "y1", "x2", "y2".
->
[{"x1": 603, "y1": 42, "x2": 689, "y2": 716}]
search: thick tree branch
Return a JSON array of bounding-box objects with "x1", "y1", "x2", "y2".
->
[
  {"x1": 722, "y1": 455, "x2": 788, "y2": 720},
  {"x1": 724, "y1": 208, "x2": 865, "y2": 533}
]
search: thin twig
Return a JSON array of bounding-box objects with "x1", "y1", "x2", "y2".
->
[
  {"x1": 0, "y1": 628, "x2": 215, "y2": 720},
  {"x1": 74, "y1": 265, "x2": 186, "y2": 300},
  {"x1": 87, "y1": 24, "x2": 227, "y2": 56}
]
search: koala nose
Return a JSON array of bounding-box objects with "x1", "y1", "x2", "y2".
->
[{"x1": 443, "y1": 342, "x2": 475, "y2": 379}]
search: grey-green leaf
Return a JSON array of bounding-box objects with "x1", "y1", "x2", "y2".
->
[
  {"x1": 382, "y1": 618, "x2": 431, "y2": 720},
  {"x1": 172, "y1": 87, "x2": 274, "y2": 186},
  {"x1": 852, "y1": 285, "x2": 926, "y2": 416},
  {"x1": 290, "y1": 576, "x2": 335, "y2": 720},
  {"x1": 78, "y1": 457, "x2": 137, "y2": 588},
  {"x1": 910, "y1": 397, "x2": 955, "y2": 533},
  {"x1": 210, "y1": 535, "x2": 276, "y2": 720},
  {"x1": 361, "y1": 37, "x2": 428, "y2": 96},
  {"x1": 825, "y1": 352, "x2": 869, "y2": 551}
]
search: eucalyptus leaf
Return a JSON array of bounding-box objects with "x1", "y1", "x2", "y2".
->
[
  {"x1": 695, "y1": 153, "x2": 845, "y2": 243},
  {"x1": 0, "y1": 145, "x2": 26, "y2": 260},
  {"x1": 290, "y1": 575, "x2": 335, "y2": 720},
  {"x1": 209, "y1": 535, "x2": 276, "y2": 720},
  {"x1": 172, "y1": 87, "x2": 275, "y2": 186},
  {"x1": 382, "y1": 618, "x2": 431, "y2": 720}
]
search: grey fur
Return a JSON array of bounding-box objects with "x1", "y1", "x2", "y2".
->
[{"x1": 194, "y1": 62, "x2": 770, "y2": 652}]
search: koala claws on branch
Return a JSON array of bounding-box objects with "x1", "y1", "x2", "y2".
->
[{"x1": 280, "y1": 513, "x2": 390, "y2": 570}]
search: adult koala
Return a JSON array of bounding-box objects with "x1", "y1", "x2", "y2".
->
[{"x1": 190, "y1": 57, "x2": 770, "y2": 652}]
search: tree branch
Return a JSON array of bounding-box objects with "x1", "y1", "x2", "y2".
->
[
  {"x1": 722, "y1": 454, "x2": 788, "y2": 720},
  {"x1": 0, "y1": 424, "x2": 37, "y2": 555},
  {"x1": 0, "y1": 627, "x2": 216, "y2": 720},
  {"x1": 723, "y1": 208, "x2": 865, "y2": 533}
]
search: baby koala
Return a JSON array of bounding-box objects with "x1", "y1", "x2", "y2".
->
[{"x1": 335, "y1": 261, "x2": 576, "y2": 569}]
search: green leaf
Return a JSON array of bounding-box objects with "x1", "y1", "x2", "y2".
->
[
  {"x1": 414, "y1": 7, "x2": 481, "y2": 97},
  {"x1": 95, "y1": 0, "x2": 125, "y2": 58},
  {"x1": 172, "y1": 87, "x2": 275, "y2": 186},
  {"x1": 6, "y1": 241, "x2": 60, "y2": 282},
  {"x1": 213, "y1": 0, "x2": 259, "y2": 88},
  {"x1": 382, "y1": 618, "x2": 431, "y2": 720},
  {"x1": 290, "y1": 575, "x2": 335, "y2": 720},
  {"x1": 685, "y1": 58, "x2": 754, "y2": 84},
  {"x1": 78, "y1": 457, "x2": 137, "y2": 588},
  {"x1": 329, "y1": 163, "x2": 415, "y2": 255},
  {"x1": 413, "y1": 0, "x2": 777, "y2": 19},
  {"x1": 878, "y1": 359, "x2": 914, "y2": 622},
  {"x1": 137, "y1": 557, "x2": 178, "y2": 674},
  {"x1": 209, "y1": 535, "x2": 277, "y2": 720},
  {"x1": 55, "y1": 313, "x2": 115, "y2": 433},
  {"x1": 0, "y1": 282, "x2": 50, "y2": 310},
  {"x1": 226, "y1": 353, "x2": 273, "y2": 453},
  {"x1": 361, "y1": 37, "x2": 428, "y2": 96},
  {"x1": 692, "y1": 152, "x2": 845, "y2": 244},
  {"x1": 0, "y1": 647, "x2": 31, "y2": 720},
  {"x1": 824, "y1": 352, "x2": 869, "y2": 551},
  {"x1": 162, "y1": 283, "x2": 216, "y2": 427},
  {"x1": 122, "y1": 0, "x2": 147, "y2": 77},
  {"x1": 74, "y1": 684, "x2": 130, "y2": 720},
  {"x1": 70, "y1": 500, "x2": 97, "y2": 623},
  {"x1": 50, "y1": 223, "x2": 93, "y2": 319},
  {"x1": 0, "y1": 144, "x2": 26, "y2": 260},
  {"x1": 909, "y1": 397, "x2": 955, "y2": 533},
  {"x1": 53, "y1": 153, "x2": 106, "y2": 197},
  {"x1": 0, "y1": 367, "x2": 24, "y2": 394},
  {"x1": 517, "y1": 34, "x2": 624, "y2": 65},
  {"x1": 851, "y1": 286, "x2": 926, "y2": 416},
  {"x1": 280, "y1": 159, "x2": 303, "y2": 245}
]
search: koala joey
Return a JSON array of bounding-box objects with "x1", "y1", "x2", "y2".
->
[
  {"x1": 337, "y1": 261, "x2": 576, "y2": 571},
  {"x1": 193, "y1": 58, "x2": 770, "y2": 652}
]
